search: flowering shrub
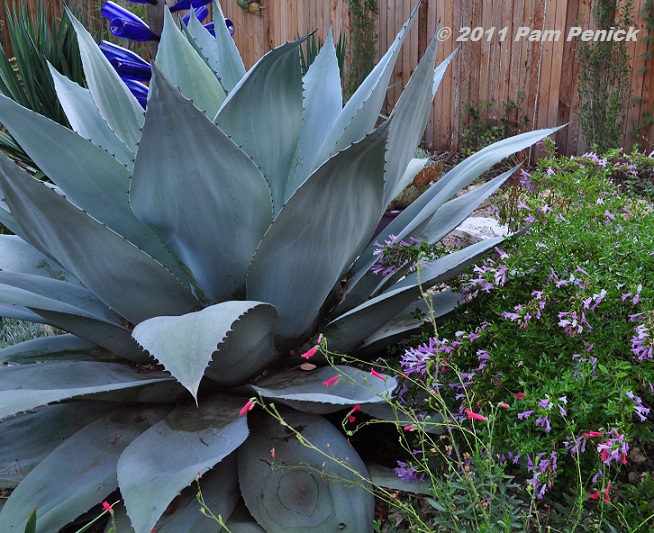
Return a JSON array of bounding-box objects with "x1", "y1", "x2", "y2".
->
[{"x1": 378, "y1": 146, "x2": 654, "y2": 530}]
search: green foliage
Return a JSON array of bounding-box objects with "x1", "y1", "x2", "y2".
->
[
  {"x1": 577, "y1": 0, "x2": 633, "y2": 152},
  {"x1": 0, "y1": 1, "x2": 555, "y2": 531},
  {"x1": 345, "y1": 0, "x2": 379, "y2": 99},
  {"x1": 460, "y1": 90, "x2": 529, "y2": 156},
  {"x1": 299, "y1": 31, "x2": 347, "y2": 78},
  {"x1": 0, "y1": 1, "x2": 84, "y2": 165},
  {"x1": 377, "y1": 147, "x2": 654, "y2": 531}
]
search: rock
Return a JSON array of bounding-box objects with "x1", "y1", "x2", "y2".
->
[{"x1": 450, "y1": 217, "x2": 510, "y2": 245}]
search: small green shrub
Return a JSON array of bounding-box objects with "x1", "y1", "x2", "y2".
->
[{"x1": 370, "y1": 147, "x2": 654, "y2": 531}]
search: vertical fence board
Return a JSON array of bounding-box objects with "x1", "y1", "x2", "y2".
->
[{"x1": 2, "y1": 0, "x2": 654, "y2": 155}]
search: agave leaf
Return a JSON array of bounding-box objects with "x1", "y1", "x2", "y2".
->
[
  {"x1": 118, "y1": 396, "x2": 247, "y2": 533},
  {"x1": 130, "y1": 65, "x2": 272, "y2": 302},
  {"x1": 238, "y1": 408, "x2": 374, "y2": 532},
  {"x1": 156, "y1": 8, "x2": 226, "y2": 117},
  {"x1": 67, "y1": 10, "x2": 144, "y2": 152},
  {"x1": 247, "y1": 123, "x2": 389, "y2": 344},
  {"x1": 0, "y1": 405, "x2": 170, "y2": 533},
  {"x1": 0, "y1": 402, "x2": 116, "y2": 488},
  {"x1": 0, "y1": 305, "x2": 45, "y2": 323},
  {"x1": 366, "y1": 462, "x2": 432, "y2": 495},
  {"x1": 387, "y1": 157, "x2": 429, "y2": 208},
  {"x1": 132, "y1": 302, "x2": 278, "y2": 400},
  {"x1": 48, "y1": 64, "x2": 134, "y2": 167},
  {"x1": 0, "y1": 100, "x2": 188, "y2": 282},
  {"x1": 345, "y1": 127, "x2": 561, "y2": 307},
  {"x1": 0, "y1": 334, "x2": 106, "y2": 365},
  {"x1": 355, "y1": 291, "x2": 462, "y2": 356},
  {"x1": 0, "y1": 361, "x2": 174, "y2": 421},
  {"x1": 211, "y1": 0, "x2": 246, "y2": 92},
  {"x1": 311, "y1": 3, "x2": 418, "y2": 170},
  {"x1": 110, "y1": 458, "x2": 240, "y2": 533},
  {"x1": 31, "y1": 309, "x2": 147, "y2": 362},
  {"x1": 384, "y1": 31, "x2": 442, "y2": 205},
  {"x1": 285, "y1": 29, "x2": 342, "y2": 200},
  {"x1": 215, "y1": 38, "x2": 305, "y2": 213},
  {"x1": 242, "y1": 365, "x2": 396, "y2": 414},
  {"x1": 326, "y1": 237, "x2": 505, "y2": 353},
  {"x1": 0, "y1": 154, "x2": 199, "y2": 325},
  {"x1": 0, "y1": 235, "x2": 83, "y2": 286}
]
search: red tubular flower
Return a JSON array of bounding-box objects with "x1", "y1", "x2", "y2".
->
[
  {"x1": 499, "y1": 403, "x2": 510, "y2": 409},
  {"x1": 514, "y1": 392, "x2": 526, "y2": 399},
  {"x1": 239, "y1": 398, "x2": 255, "y2": 416},
  {"x1": 323, "y1": 375, "x2": 339, "y2": 387},
  {"x1": 370, "y1": 368, "x2": 385, "y2": 380},
  {"x1": 102, "y1": 501, "x2": 113, "y2": 512},
  {"x1": 583, "y1": 431, "x2": 603, "y2": 439},
  {"x1": 300, "y1": 346, "x2": 318, "y2": 360},
  {"x1": 465, "y1": 408, "x2": 487, "y2": 421}
]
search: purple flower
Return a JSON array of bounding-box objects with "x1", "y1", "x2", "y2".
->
[
  {"x1": 597, "y1": 430, "x2": 629, "y2": 466},
  {"x1": 518, "y1": 410, "x2": 535, "y2": 420},
  {"x1": 395, "y1": 461, "x2": 425, "y2": 483},
  {"x1": 535, "y1": 415, "x2": 551, "y2": 432}
]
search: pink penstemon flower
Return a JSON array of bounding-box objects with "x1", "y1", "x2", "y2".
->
[
  {"x1": 239, "y1": 398, "x2": 255, "y2": 416},
  {"x1": 102, "y1": 501, "x2": 113, "y2": 512},
  {"x1": 323, "y1": 375, "x2": 339, "y2": 387},
  {"x1": 348, "y1": 404, "x2": 361, "y2": 423},
  {"x1": 465, "y1": 408, "x2": 487, "y2": 421},
  {"x1": 515, "y1": 392, "x2": 526, "y2": 399},
  {"x1": 370, "y1": 368, "x2": 385, "y2": 380},
  {"x1": 584, "y1": 430, "x2": 603, "y2": 439},
  {"x1": 300, "y1": 345, "x2": 318, "y2": 360}
]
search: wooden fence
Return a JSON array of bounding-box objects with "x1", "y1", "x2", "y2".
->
[{"x1": 2, "y1": 0, "x2": 654, "y2": 155}]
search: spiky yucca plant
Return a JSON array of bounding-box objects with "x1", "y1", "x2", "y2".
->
[{"x1": 0, "y1": 2, "x2": 557, "y2": 531}]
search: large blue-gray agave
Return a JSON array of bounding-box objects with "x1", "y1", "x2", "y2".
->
[{"x1": 0, "y1": 2, "x2": 558, "y2": 531}]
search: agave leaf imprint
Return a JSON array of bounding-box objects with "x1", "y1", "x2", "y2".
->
[{"x1": 238, "y1": 409, "x2": 374, "y2": 532}]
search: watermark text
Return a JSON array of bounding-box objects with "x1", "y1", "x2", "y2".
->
[{"x1": 436, "y1": 26, "x2": 640, "y2": 42}]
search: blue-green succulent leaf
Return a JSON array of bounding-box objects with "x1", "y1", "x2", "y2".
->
[
  {"x1": 132, "y1": 302, "x2": 278, "y2": 400},
  {"x1": 0, "y1": 406, "x2": 169, "y2": 533},
  {"x1": 243, "y1": 365, "x2": 396, "y2": 414},
  {"x1": 285, "y1": 29, "x2": 342, "y2": 200},
  {"x1": 0, "y1": 235, "x2": 83, "y2": 287},
  {"x1": 48, "y1": 64, "x2": 134, "y2": 167},
  {"x1": 0, "y1": 117, "x2": 188, "y2": 283},
  {"x1": 0, "y1": 334, "x2": 104, "y2": 365},
  {"x1": 384, "y1": 41, "x2": 453, "y2": 205},
  {"x1": 156, "y1": 8, "x2": 226, "y2": 117},
  {"x1": 311, "y1": 3, "x2": 418, "y2": 170},
  {"x1": 367, "y1": 462, "x2": 432, "y2": 495},
  {"x1": 186, "y1": 1, "x2": 245, "y2": 93},
  {"x1": 109, "y1": 458, "x2": 239, "y2": 533},
  {"x1": 118, "y1": 396, "x2": 246, "y2": 533},
  {"x1": 0, "y1": 402, "x2": 116, "y2": 488},
  {"x1": 345, "y1": 127, "x2": 561, "y2": 305},
  {"x1": 215, "y1": 38, "x2": 305, "y2": 214},
  {"x1": 326, "y1": 237, "x2": 505, "y2": 353},
  {"x1": 0, "y1": 361, "x2": 174, "y2": 420},
  {"x1": 0, "y1": 154, "x2": 199, "y2": 325},
  {"x1": 247, "y1": 123, "x2": 389, "y2": 344},
  {"x1": 131, "y1": 65, "x2": 272, "y2": 302},
  {"x1": 68, "y1": 10, "x2": 144, "y2": 152},
  {"x1": 238, "y1": 408, "x2": 374, "y2": 532}
]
